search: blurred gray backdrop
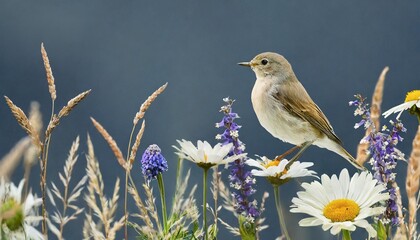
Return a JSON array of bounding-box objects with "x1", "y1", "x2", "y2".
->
[{"x1": 1, "y1": 1, "x2": 419, "y2": 239}]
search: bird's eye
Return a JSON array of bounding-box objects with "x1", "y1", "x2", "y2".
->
[{"x1": 261, "y1": 59, "x2": 268, "y2": 65}]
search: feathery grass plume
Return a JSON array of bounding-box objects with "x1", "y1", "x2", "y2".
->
[
  {"x1": 57, "y1": 90, "x2": 91, "y2": 118},
  {"x1": 128, "y1": 120, "x2": 146, "y2": 165},
  {"x1": 4, "y1": 96, "x2": 42, "y2": 150},
  {"x1": 255, "y1": 192, "x2": 269, "y2": 235},
  {"x1": 356, "y1": 67, "x2": 389, "y2": 166},
  {"x1": 166, "y1": 174, "x2": 200, "y2": 240},
  {"x1": 41, "y1": 43, "x2": 56, "y2": 101},
  {"x1": 83, "y1": 134, "x2": 102, "y2": 238},
  {"x1": 90, "y1": 117, "x2": 126, "y2": 170},
  {"x1": 45, "y1": 90, "x2": 91, "y2": 138},
  {"x1": 0, "y1": 137, "x2": 31, "y2": 179},
  {"x1": 24, "y1": 101, "x2": 43, "y2": 168},
  {"x1": 217, "y1": 173, "x2": 240, "y2": 234},
  {"x1": 406, "y1": 125, "x2": 420, "y2": 239},
  {"x1": 142, "y1": 183, "x2": 162, "y2": 233},
  {"x1": 392, "y1": 182, "x2": 408, "y2": 240},
  {"x1": 84, "y1": 137, "x2": 124, "y2": 240},
  {"x1": 28, "y1": 101, "x2": 43, "y2": 134},
  {"x1": 128, "y1": 186, "x2": 157, "y2": 238},
  {"x1": 133, "y1": 83, "x2": 168, "y2": 125},
  {"x1": 46, "y1": 136, "x2": 88, "y2": 240}
]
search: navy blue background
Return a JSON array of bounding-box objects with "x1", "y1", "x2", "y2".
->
[{"x1": 1, "y1": 1, "x2": 419, "y2": 239}]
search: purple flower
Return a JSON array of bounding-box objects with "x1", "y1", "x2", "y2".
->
[
  {"x1": 141, "y1": 144, "x2": 168, "y2": 181},
  {"x1": 216, "y1": 97, "x2": 260, "y2": 220},
  {"x1": 351, "y1": 95, "x2": 405, "y2": 225}
]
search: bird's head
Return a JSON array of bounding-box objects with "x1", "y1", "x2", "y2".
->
[{"x1": 238, "y1": 52, "x2": 293, "y2": 79}]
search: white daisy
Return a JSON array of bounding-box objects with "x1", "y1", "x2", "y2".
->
[
  {"x1": 290, "y1": 169, "x2": 389, "y2": 238},
  {"x1": 173, "y1": 139, "x2": 246, "y2": 169},
  {"x1": 0, "y1": 178, "x2": 44, "y2": 240},
  {"x1": 383, "y1": 90, "x2": 420, "y2": 119},
  {"x1": 246, "y1": 156, "x2": 316, "y2": 186}
]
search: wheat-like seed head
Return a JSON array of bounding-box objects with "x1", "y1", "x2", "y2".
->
[
  {"x1": 44, "y1": 90, "x2": 91, "y2": 139},
  {"x1": 133, "y1": 83, "x2": 168, "y2": 125},
  {"x1": 90, "y1": 117, "x2": 126, "y2": 170},
  {"x1": 58, "y1": 90, "x2": 91, "y2": 118},
  {"x1": 356, "y1": 66, "x2": 389, "y2": 166},
  {"x1": 41, "y1": 43, "x2": 56, "y2": 101},
  {"x1": 406, "y1": 125, "x2": 420, "y2": 238},
  {"x1": 4, "y1": 96, "x2": 42, "y2": 150},
  {"x1": 128, "y1": 120, "x2": 146, "y2": 165}
]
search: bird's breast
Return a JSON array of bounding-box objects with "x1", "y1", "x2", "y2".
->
[{"x1": 251, "y1": 78, "x2": 317, "y2": 145}]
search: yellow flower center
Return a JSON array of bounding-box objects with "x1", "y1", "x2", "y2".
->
[
  {"x1": 0, "y1": 198, "x2": 24, "y2": 231},
  {"x1": 264, "y1": 160, "x2": 280, "y2": 168},
  {"x1": 204, "y1": 154, "x2": 208, "y2": 162},
  {"x1": 264, "y1": 160, "x2": 287, "y2": 175},
  {"x1": 323, "y1": 199, "x2": 360, "y2": 222},
  {"x1": 405, "y1": 90, "x2": 420, "y2": 102}
]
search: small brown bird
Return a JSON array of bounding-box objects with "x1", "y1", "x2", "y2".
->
[{"x1": 239, "y1": 52, "x2": 364, "y2": 170}]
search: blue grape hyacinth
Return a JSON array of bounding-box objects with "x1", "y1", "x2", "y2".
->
[{"x1": 141, "y1": 144, "x2": 168, "y2": 181}]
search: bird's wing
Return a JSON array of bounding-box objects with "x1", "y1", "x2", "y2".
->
[{"x1": 273, "y1": 78, "x2": 342, "y2": 145}]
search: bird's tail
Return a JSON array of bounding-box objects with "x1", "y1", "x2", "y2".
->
[{"x1": 337, "y1": 146, "x2": 367, "y2": 171}]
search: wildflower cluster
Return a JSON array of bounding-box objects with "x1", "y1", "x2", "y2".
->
[
  {"x1": 215, "y1": 98, "x2": 260, "y2": 220},
  {"x1": 350, "y1": 94, "x2": 406, "y2": 225}
]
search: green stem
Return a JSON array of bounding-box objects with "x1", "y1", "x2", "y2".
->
[
  {"x1": 157, "y1": 173, "x2": 168, "y2": 234},
  {"x1": 124, "y1": 125, "x2": 136, "y2": 239},
  {"x1": 124, "y1": 169, "x2": 129, "y2": 240},
  {"x1": 203, "y1": 168, "x2": 209, "y2": 240},
  {"x1": 273, "y1": 186, "x2": 290, "y2": 240},
  {"x1": 341, "y1": 230, "x2": 352, "y2": 240}
]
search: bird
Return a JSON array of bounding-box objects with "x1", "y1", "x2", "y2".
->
[{"x1": 238, "y1": 52, "x2": 365, "y2": 170}]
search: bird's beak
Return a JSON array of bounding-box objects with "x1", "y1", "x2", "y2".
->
[{"x1": 238, "y1": 61, "x2": 252, "y2": 67}]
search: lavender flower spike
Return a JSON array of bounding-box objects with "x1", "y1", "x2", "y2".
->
[
  {"x1": 216, "y1": 97, "x2": 260, "y2": 220},
  {"x1": 351, "y1": 94, "x2": 406, "y2": 226},
  {"x1": 141, "y1": 144, "x2": 168, "y2": 181}
]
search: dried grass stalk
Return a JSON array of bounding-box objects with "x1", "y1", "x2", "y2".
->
[
  {"x1": 45, "y1": 90, "x2": 91, "y2": 138},
  {"x1": 128, "y1": 186, "x2": 155, "y2": 236},
  {"x1": 128, "y1": 120, "x2": 145, "y2": 165},
  {"x1": 90, "y1": 117, "x2": 126, "y2": 170},
  {"x1": 24, "y1": 101, "x2": 43, "y2": 169},
  {"x1": 41, "y1": 43, "x2": 57, "y2": 101},
  {"x1": 58, "y1": 90, "x2": 91, "y2": 118},
  {"x1": 356, "y1": 66, "x2": 389, "y2": 166},
  {"x1": 370, "y1": 66, "x2": 388, "y2": 130},
  {"x1": 143, "y1": 183, "x2": 162, "y2": 232},
  {"x1": 28, "y1": 101, "x2": 43, "y2": 134},
  {"x1": 4, "y1": 96, "x2": 42, "y2": 150},
  {"x1": 47, "y1": 136, "x2": 88, "y2": 240},
  {"x1": 84, "y1": 137, "x2": 123, "y2": 240},
  {"x1": 0, "y1": 137, "x2": 31, "y2": 179},
  {"x1": 406, "y1": 125, "x2": 420, "y2": 238},
  {"x1": 133, "y1": 83, "x2": 168, "y2": 125},
  {"x1": 392, "y1": 182, "x2": 408, "y2": 240}
]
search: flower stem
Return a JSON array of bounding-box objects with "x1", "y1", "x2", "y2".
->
[
  {"x1": 341, "y1": 230, "x2": 352, "y2": 240},
  {"x1": 273, "y1": 186, "x2": 290, "y2": 240},
  {"x1": 157, "y1": 173, "x2": 168, "y2": 234},
  {"x1": 203, "y1": 168, "x2": 209, "y2": 240}
]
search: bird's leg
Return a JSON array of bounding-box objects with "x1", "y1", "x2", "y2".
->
[
  {"x1": 285, "y1": 141, "x2": 314, "y2": 170},
  {"x1": 275, "y1": 145, "x2": 300, "y2": 161}
]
